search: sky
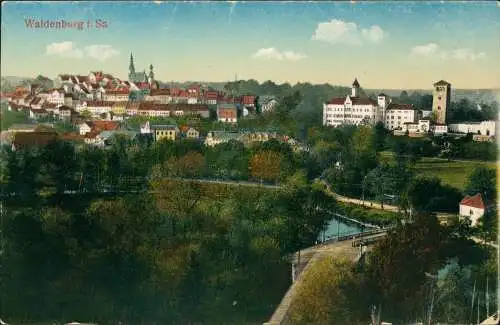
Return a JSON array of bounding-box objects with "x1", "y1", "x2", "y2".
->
[{"x1": 1, "y1": 1, "x2": 499, "y2": 89}]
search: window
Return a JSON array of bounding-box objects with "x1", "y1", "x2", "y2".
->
[
  {"x1": 438, "y1": 96, "x2": 442, "y2": 100},
  {"x1": 437, "y1": 106, "x2": 441, "y2": 110},
  {"x1": 470, "y1": 209, "x2": 473, "y2": 216}
]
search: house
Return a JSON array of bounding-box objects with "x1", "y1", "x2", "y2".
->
[
  {"x1": 241, "y1": 95, "x2": 256, "y2": 108},
  {"x1": 47, "y1": 89, "x2": 65, "y2": 105},
  {"x1": 217, "y1": 103, "x2": 238, "y2": 123},
  {"x1": 401, "y1": 119, "x2": 430, "y2": 135},
  {"x1": 7, "y1": 102, "x2": 20, "y2": 112},
  {"x1": 431, "y1": 124, "x2": 448, "y2": 135},
  {"x1": 187, "y1": 84, "x2": 201, "y2": 98},
  {"x1": 171, "y1": 89, "x2": 189, "y2": 103},
  {"x1": 86, "y1": 101, "x2": 114, "y2": 117},
  {"x1": 167, "y1": 104, "x2": 210, "y2": 118},
  {"x1": 151, "y1": 124, "x2": 179, "y2": 141},
  {"x1": 111, "y1": 101, "x2": 128, "y2": 116},
  {"x1": 29, "y1": 108, "x2": 49, "y2": 120},
  {"x1": 459, "y1": 193, "x2": 489, "y2": 227},
  {"x1": 136, "y1": 102, "x2": 171, "y2": 117},
  {"x1": 204, "y1": 131, "x2": 241, "y2": 147},
  {"x1": 74, "y1": 100, "x2": 88, "y2": 112},
  {"x1": 58, "y1": 106, "x2": 74, "y2": 121},
  {"x1": 384, "y1": 103, "x2": 417, "y2": 130},
  {"x1": 140, "y1": 121, "x2": 152, "y2": 134},
  {"x1": 11, "y1": 131, "x2": 58, "y2": 151},
  {"x1": 29, "y1": 97, "x2": 44, "y2": 109},
  {"x1": 180, "y1": 125, "x2": 200, "y2": 139},
  {"x1": 78, "y1": 122, "x2": 92, "y2": 135},
  {"x1": 145, "y1": 88, "x2": 172, "y2": 104},
  {"x1": 203, "y1": 91, "x2": 219, "y2": 105},
  {"x1": 448, "y1": 120, "x2": 497, "y2": 138},
  {"x1": 103, "y1": 89, "x2": 130, "y2": 102},
  {"x1": 259, "y1": 96, "x2": 278, "y2": 113},
  {"x1": 323, "y1": 79, "x2": 379, "y2": 127},
  {"x1": 84, "y1": 131, "x2": 100, "y2": 145},
  {"x1": 78, "y1": 120, "x2": 120, "y2": 135}
]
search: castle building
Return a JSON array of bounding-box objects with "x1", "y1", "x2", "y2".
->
[
  {"x1": 322, "y1": 78, "x2": 379, "y2": 127},
  {"x1": 432, "y1": 80, "x2": 451, "y2": 125}
]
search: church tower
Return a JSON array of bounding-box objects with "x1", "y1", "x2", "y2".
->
[
  {"x1": 129, "y1": 53, "x2": 136, "y2": 81},
  {"x1": 432, "y1": 80, "x2": 451, "y2": 124},
  {"x1": 352, "y1": 78, "x2": 360, "y2": 97},
  {"x1": 148, "y1": 64, "x2": 155, "y2": 84}
]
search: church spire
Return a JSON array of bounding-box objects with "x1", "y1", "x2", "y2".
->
[
  {"x1": 149, "y1": 64, "x2": 154, "y2": 81},
  {"x1": 129, "y1": 53, "x2": 136, "y2": 75}
]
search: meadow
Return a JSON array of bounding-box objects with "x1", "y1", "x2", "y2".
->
[{"x1": 381, "y1": 151, "x2": 497, "y2": 190}]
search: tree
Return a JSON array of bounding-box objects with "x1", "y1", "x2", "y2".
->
[
  {"x1": 364, "y1": 164, "x2": 395, "y2": 205},
  {"x1": 408, "y1": 177, "x2": 462, "y2": 213},
  {"x1": 365, "y1": 213, "x2": 444, "y2": 321},
  {"x1": 372, "y1": 122, "x2": 388, "y2": 152},
  {"x1": 80, "y1": 110, "x2": 92, "y2": 120},
  {"x1": 289, "y1": 257, "x2": 365, "y2": 325},
  {"x1": 465, "y1": 167, "x2": 496, "y2": 202},
  {"x1": 249, "y1": 150, "x2": 282, "y2": 183}
]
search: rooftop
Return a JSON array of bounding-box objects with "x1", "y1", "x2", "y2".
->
[{"x1": 460, "y1": 193, "x2": 485, "y2": 209}]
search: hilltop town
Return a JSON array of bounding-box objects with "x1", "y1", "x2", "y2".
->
[{"x1": 1, "y1": 56, "x2": 498, "y2": 325}]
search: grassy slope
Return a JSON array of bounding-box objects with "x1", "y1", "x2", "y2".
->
[{"x1": 380, "y1": 151, "x2": 497, "y2": 190}]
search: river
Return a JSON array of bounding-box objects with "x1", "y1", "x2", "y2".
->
[{"x1": 318, "y1": 217, "x2": 364, "y2": 243}]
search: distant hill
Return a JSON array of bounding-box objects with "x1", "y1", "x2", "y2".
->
[{"x1": 1, "y1": 76, "x2": 33, "y2": 91}]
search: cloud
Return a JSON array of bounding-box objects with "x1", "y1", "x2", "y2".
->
[
  {"x1": 46, "y1": 42, "x2": 119, "y2": 61},
  {"x1": 451, "y1": 48, "x2": 486, "y2": 61},
  {"x1": 84, "y1": 45, "x2": 120, "y2": 61},
  {"x1": 361, "y1": 25, "x2": 384, "y2": 43},
  {"x1": 311, "y1": 19, "x2": 384, "y2": 45},
  {"x1": 252, "y1": 48, "x2": 307, "y2": 61},
  {"x1": 410, "y1": 43, "x2": 446, "y2": 58},
  {"x1": 410, "y1": 43, "x2": 486, "y2": 61},
  {"x1": 46, "y1": 41, "x2": 83, "y2": 58}
]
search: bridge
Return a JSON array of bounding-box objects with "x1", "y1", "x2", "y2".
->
[{"x1": 263, "y1": 227, "x2": 389, "y2": 325}]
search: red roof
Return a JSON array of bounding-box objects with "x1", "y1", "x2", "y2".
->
[
  {"x1": 105, "y1": 89, "x2": 130, "y2": 95},
  {"x1": 204, "y1": 91, "x2": 218, "y2": 100},
  {"x1": 242, "y1": 95, "x2": 256, "y2": 105},
  {"x1": 387, "y1": 103, "x2": 415, "y2": 111},
  {"x1": 218, "y1": 108, "x2": 237, "y2": 119},
  {"x1": 86, "y1": 100, "x2": 115, "y2": 107},
  {"x1": 149, "y1": 88, "x2": 171, "y2": 96},
  {"x1": 326, "y1": 96, "x2": 377, "y2": 106},
  {"x1": 460, "y1": 194, "x2": 485, "y2": 209},
  {"x1": 87, "y1": 120, "x2": 120, "y2": 132}
]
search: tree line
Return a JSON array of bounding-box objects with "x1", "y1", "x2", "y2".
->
[{"x1": 1, "y1": 136, "x2": 337, "y2": 324}]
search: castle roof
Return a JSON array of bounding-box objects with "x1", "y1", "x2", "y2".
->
[{"x1": 434, "y1": 80, "x2": 451, "y2": 86}]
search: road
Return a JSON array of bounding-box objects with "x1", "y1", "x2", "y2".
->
[{"x1": 318, "y1": 179, "x2": 400, "y2": 213}]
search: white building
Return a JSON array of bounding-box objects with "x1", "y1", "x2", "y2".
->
[
  {"x1": 448, "y1": 120, "x2": 496, "y2": 137},
  {"x1": 384, "y1": 103, "x2": 418, "y2": 130},
  {"x1": 204, "y1": 131, "x2": 241, "y2": 147},
  {"x1": 47, "y1": 89, "x2": 65, "y2": 106},
  {"x1": 103, "y1": 90, "x2": 129, "y2": 102},
  {"x1": 145, "y1": 88, "x2": 172, "y2": 104},
  {"x1": 86, "y1": 101, "x2": 114, "y2": 117},
  {"x1": 78, "y1": 122, "x2": 92, "y2": 135},
  {"x1": 431, "y1": 124, "x2": 448, "y2": 135},
  {"x1": 323, "y1": 79, "x2": 380, "y2": 127},
  {"x1": 459, "y1": 193, "x2": 487, "y2": 227},
  {"x1": 140, "y1": 121, "x2": 152, "y2": 134}
]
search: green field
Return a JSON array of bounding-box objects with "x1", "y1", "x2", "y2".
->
[
  {"x1": 414, "y1": 157, "x2": 496, "y2": 190},
  {"x1": 380, "y1": 151, "x2": 497, "y2": 190}
]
